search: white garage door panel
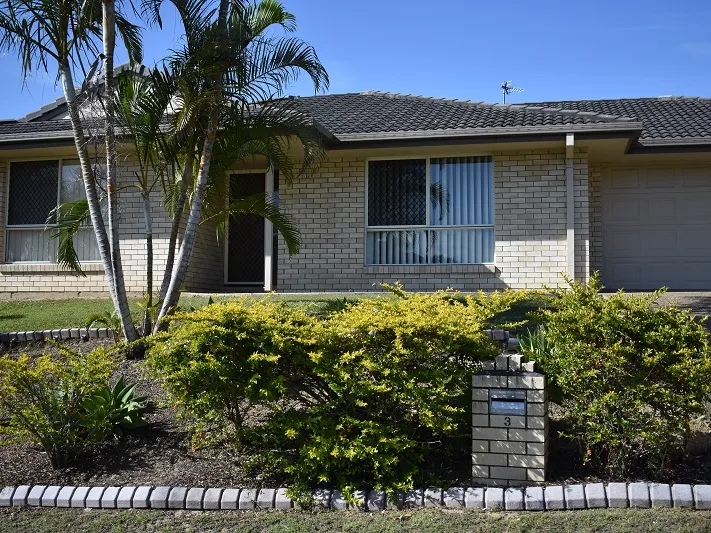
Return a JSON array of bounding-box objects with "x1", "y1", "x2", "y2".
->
[{"x1": 602, "y1": 167, "x2": 711, "y2": 290}]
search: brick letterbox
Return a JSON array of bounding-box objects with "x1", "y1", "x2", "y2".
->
[{"x1": 472, "y1": 353, "x2": 548, "y2": 486}]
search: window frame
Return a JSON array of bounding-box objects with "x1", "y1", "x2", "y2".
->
[
  {"x1": 4, "y1": 157, "x2": 102, "y2": 264},
  {"x1": 364, "y1": 154, "x2": 496, "y2": 266}
]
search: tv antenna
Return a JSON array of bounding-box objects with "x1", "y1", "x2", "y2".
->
[{"x1": 501, "y1": 81, "x2": 524, "y2": 104}]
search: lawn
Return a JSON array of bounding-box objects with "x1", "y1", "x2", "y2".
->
[
  {"x1": 1, "y1": 507, "x2": 710, "y2": 533},
  {"x1": 0, "y1": 291, "x2": 544, "y2": 334},
  {"x1": 0, "y1": 295, "x2": 211, "y2": 333}
]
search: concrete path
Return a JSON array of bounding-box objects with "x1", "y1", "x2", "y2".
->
[{"x1": 656, "y1": 292, "x2": 711, "y2": 317}]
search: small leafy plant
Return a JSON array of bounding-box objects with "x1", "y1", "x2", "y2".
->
[
  {"x1": 82, "y1": 375, "x2": 148, "y2": 439},
  {"x1": 0, "y1": 345, "x2": 118, "y2": 468},
  {"x1": 85, "y1": 311, "x2": 123, "y2": 342}
]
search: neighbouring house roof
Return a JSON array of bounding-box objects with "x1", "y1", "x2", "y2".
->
[
  {"x1": 526, "y1": 96, "x2": 711, "y2": 146},
  {"x1": 1, "y1": 87, "x2": 709, "y2": 151}
]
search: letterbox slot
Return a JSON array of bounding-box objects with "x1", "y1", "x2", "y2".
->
[{"x1": 489, "y1": 389, "x2": 526, "y2": 415}]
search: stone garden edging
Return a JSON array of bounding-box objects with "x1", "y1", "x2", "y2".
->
[
  {"x1": 2, "y1": 483, "x2": 711, "y2": 511},
  {"x1": 0, "y1": 327, "x2": 518, "y2": 348},
  {"x1": 0, "y1": 327, "x2": 114, "y2": 344}
]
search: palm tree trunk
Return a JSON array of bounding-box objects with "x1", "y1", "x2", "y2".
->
[
  {"x1": 155, "y1": 0, "x2": 230, "y2": 328},
  {"x1": 60, "y1": 65, "x2": 119, "y2": 309},
  {"x1": 156, "y1": 124, "x2": 218, "y2": 328},
  {"x1": 103, "y1": 0, "x2": 139, "y2": 342},
  {"x1": 142, "y1": 190, "x2": 153, "y2": 336},
  {"x1": 158, "y1": 152, "x2": 193, "y2": 300}
]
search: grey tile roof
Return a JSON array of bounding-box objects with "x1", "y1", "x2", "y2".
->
[
  {"x1": 0, "y1": 119, "x2": 104, "y2": 144},
  {"x1": 526, "y1": 96, "x2": 711, "y2": 144},
  {"x1": 0, "y1": 120, "x2": 75, "y2": 135},
  {"x1": 1, "y1": 91, "x2": 708, "y2": 148},
  {"x1": 292, "y1": 91, "x2": 636, "y2": 137}
]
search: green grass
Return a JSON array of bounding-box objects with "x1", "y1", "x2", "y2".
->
[
  {"x1": 0, "y1": 291, "x2": 546, "y2": 334},
  {"x1": 1, "y1": 507, "x2": 710, "y2": 533},
  {"x1": 0, "y1": 295, "x2": 211, "y2": 333}
]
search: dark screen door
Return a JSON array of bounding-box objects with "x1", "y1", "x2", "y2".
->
[{"x1": 227, "y1": 173, "x2": 265, "y2": 284}]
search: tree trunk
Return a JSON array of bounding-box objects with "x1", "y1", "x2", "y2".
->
[
  {"x1": 60, "y1": 65, "x2": 119, "y2": 310},
  {"x1": 156, "y1": 125, "x2": 218, "y2": 328},
  {"x1": 103, "y1": 0, "x2": 139, "y2": 342},
  {"x1": 155, "y1": 0, "x2": 230, "y2": 328},
  {"x1": 142, "y1": 191, "x2": 153, "y2": 336},
  {"x1": 158, "y1": 152, "x2": 193, "y2": 300}
]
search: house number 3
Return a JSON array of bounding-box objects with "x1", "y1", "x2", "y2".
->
[{"x1": 504, "y1": 417, "x2": 511, "y2": 427}]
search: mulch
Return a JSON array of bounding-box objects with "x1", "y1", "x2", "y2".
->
[{"x1": 2, "y1": 339, "x2": 711, "y2": 488}]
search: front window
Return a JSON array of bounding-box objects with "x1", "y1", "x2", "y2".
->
[
  {"x1": 5, "y1": 159, "x2": 101, "y2": 263},
  {"x1": 366, "y1": 156, "x2": 494, "y2": 265}
]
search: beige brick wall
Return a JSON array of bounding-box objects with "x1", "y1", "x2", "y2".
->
[
  {"x1": 0, "y1": 158, "x2": 6, "y2": 264},
  {"x1": 277, "y1": 148, "x2": 591, "y2": 292},
  {"x1": 0, "y1": 156, "x2": 224, "y2": 298},
  {"x1": 588, "y1": 163, "x2": 603, "y2": 277},
  {"x1": 574, "y1": 151, "x2": 590, "y2": 283},
  {"x1": 0, "y1": 147, "x2": 595, "y2": 297},
  {"x1": 184, "y1": 218, "x2": 225, "y2": 292}
]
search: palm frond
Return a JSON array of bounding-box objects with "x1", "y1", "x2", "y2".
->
[
  {"x1": 238, "y1": 0, "x2": 296, "y2": 36},
  {"x1": 210, "y1": 192, "x2": 300, "y2": 255},
  {"x1": 47, "y1": 198, "x2": 91, "y2": 275},
  {"x1": 231, "y1": 36, "x2": 328, "y2": 100},
  {"x1": 115, "y1": 12, "x2": 143, "y2": 64}
]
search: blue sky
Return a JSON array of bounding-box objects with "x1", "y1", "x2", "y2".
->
[{"x1": 1, "y1": 0, "x2": 710, "y2": 119}]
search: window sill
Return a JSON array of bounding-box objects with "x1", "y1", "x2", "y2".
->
[
  {"x1": 364, "y1": 264, "x2": 498, "y2": 275},
  {"x1": 0, "y1": 263, "x2": 105, "y2": 274}
]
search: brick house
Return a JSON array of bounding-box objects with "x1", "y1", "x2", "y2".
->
[{"x1": 1, "y1": 91, "x2": 710, "y2": 297}]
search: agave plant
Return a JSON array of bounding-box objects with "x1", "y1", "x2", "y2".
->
[{"x1": 81, "y1": 376, "x2": 148, "y2": 439}]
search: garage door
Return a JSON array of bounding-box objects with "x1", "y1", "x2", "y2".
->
[{"x1": 602, "y1": 166, "x2": 711, "y2": 290}]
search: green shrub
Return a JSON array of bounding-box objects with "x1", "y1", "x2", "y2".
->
[
  {"x1": 0, "y1": 345, "x2": 118, "y2": 468},
  {"x1": 146, "y1": 298, "x2": 318, "y2": 446},
  {"x1": 82, "y1": 375, "x2": 148, "y2": 440},
  {"x1": 275, "y1": 287, "x2": 518, "y2": 496},
  {"x1": 148, "y1": 286, "x2": 522, "y2": 497},
  {"x1": 527, "y1": 275, "x2": 711, "y2": 477}
]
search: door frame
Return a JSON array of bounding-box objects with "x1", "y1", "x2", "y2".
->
[{"x1": 223, "y1": 168, "x2": 275, "y2": 291}]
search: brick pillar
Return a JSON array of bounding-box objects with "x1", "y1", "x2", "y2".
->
[{"x1": 472, "y1": 353, "x2": 548, "y2": 486}]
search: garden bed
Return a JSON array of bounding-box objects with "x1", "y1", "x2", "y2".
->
[
  {"x1": 2, "y1": 340, "x2": 711, "y2": 489},
  {"x1": 0, "y1": 341, "x2": 281, "y2": 489}
]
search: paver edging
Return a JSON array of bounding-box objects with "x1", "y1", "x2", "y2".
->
[
  {"x1": 0, "y1": 327, "x2": 113, "y2": 344},
  {"x1": 1, "y1": 482, "x2": 710, "y2": 511}
]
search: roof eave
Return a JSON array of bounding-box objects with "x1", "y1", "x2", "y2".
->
[
  {"x1": 331, "y1": 122, "x2": 644, "y2": 143},
  {"x1": 628, "y1": 137, "x2": 711, "y2": 154},
  {"x1": 0, "y1": 122, "x2": 644, "y2": 148},
  {"x1": 328, "y1": 121, "x2": 642, "y2": 146}
]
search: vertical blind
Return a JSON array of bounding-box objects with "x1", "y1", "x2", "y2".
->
[
  {"x1": 5, "y1": 160, "x2": 101, "y2": 263},
  {"x1": 367, "y1": 156, "x2": 494, "y2": 265}
]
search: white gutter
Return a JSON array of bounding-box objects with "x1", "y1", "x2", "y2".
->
[{"x1": 566, "y1": 133, "x2": 575, "y2": 278}]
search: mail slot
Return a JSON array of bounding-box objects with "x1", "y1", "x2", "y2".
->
[{"x1": 489, "y1": 389, "x2": 526, "y2": 415}]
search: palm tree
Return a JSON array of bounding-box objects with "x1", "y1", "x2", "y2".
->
[
  {"x1": 0, "y1": 0, "x2": 142, "y2": 341},
  {"x1": 115, "y1": 68, "x2": 175, "y2": 334},
  {"x1": 145, "y1": 0, "x2": 328, "y2": 327},
  {"x1": 101, "y1": 0, "x2": 141, "y2": 341},
  {"x1": 109, "y1": 66, "x2": 317, "y2": 334}
]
